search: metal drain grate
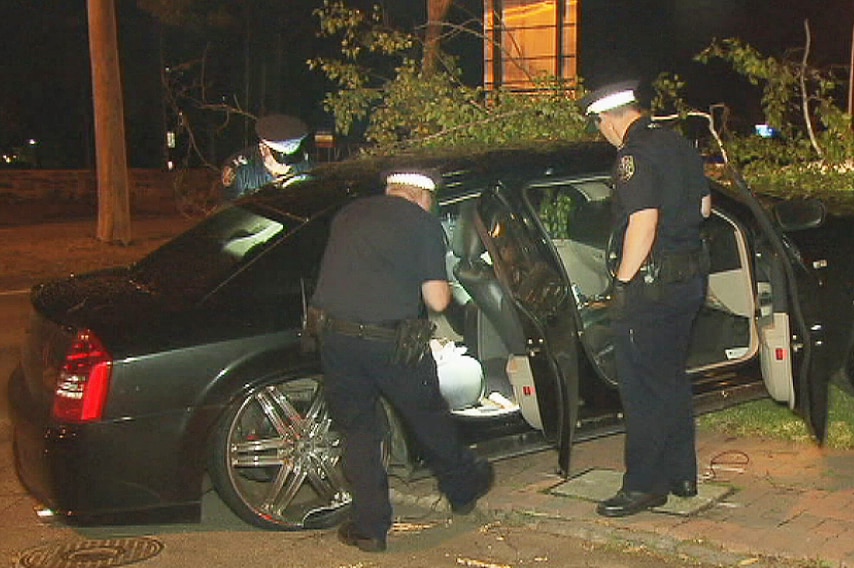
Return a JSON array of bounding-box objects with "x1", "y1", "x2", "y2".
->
[{"x1": 17, "y1": 537, "x2": 163, "y2": 568}]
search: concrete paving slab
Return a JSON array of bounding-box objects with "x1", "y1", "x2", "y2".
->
[{"x1": 550, "y1": 467, "x2": 733, "y2": 516}]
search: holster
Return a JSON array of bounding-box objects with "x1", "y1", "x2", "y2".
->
[
  {"x1": 638, "y1": 245, "x2": 709, "y2": 302},
  {"x1": 301, "y1": 306, "x2": 327, "y2": 353},
  {"x1": 391, "y1": 318, "x2": 436, "y2": 367}
]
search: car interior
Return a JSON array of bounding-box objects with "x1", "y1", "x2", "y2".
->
[
  {"x1": 428, "y1": 177, "x2": 760, "y2": 427},
  {"x1": 430, "y1": 198, "x2": 526, "y2": 416}
]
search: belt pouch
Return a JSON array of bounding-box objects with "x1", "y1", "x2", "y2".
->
[{"x1": 391, "y1": 319, "x2": 436, "y2": 367}]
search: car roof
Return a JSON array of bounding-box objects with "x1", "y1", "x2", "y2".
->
[{"x1": 241, "y1": 141, "x2": 617, "y2": 219}]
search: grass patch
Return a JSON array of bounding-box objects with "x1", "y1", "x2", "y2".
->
[{"x1": 698, "y1": 383, "x2": 854, "y2": 449}]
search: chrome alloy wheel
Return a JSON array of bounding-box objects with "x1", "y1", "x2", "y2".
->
[{"x1": 210, "y1": 377, "x2": 350, "y2": 529}]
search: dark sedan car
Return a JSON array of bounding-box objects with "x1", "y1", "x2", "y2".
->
[{"x1": 9, "y1": 141, "x2": 848, "y2": 530}]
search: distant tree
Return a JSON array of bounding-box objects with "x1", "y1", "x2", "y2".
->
[
  {"x1": 424, "y1": 0, "x2": 453, "y2": 74},
  {"x1": 310, "y1": 1, "x2": 591, "y2": 152},
  {"x1": 88, "y1": 0, "x2": 132, "y2": 244},
  {"x1": 694, "y1": 21, "x2": 854, "y2": 198}
]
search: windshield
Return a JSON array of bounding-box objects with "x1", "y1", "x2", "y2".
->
[{"x1": 131, "y1": 206, "x2": 290, "y2": 300}]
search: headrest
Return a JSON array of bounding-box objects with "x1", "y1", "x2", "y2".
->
[{"x1": 451, "y1": 201, "x2": 486, "y2": 260}]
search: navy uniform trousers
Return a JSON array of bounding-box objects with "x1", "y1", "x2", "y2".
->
[
  {"x1": 611, "y1": 274, "x2": 706, "y2": 495},
  {"x1": 320, "y1": 331, "x2": 481, "y2": 541}
]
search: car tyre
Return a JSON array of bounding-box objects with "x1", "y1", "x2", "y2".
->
[{"x1": 208, "y1": 376, "x2": 352, "y2": 530}]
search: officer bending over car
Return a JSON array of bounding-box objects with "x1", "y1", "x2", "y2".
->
[
  {"x1": 220, "y1": 114, "x2": 313, "y2": 200},
  {"x1": 308, "y1": 169, "x2": 494, "y2": 552},
  {"x1": 581, "y1": 80, "x2": 712, "y2": 517}
]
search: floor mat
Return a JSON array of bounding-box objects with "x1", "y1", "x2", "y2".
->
[{"x1": 549, "y1": 468, "x2": 732, "y2": 516}]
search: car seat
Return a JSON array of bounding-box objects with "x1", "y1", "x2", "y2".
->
[{"x1": 450, "y1": 201, "x2": 526, "y2": 398}]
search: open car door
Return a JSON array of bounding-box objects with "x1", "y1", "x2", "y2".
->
[
  {"x1": 523, "y1": 172, "x2": 828, "y2": 443},
  {"x1": 472, "y1": 186, "x2": 581, "y2": 476},
  {"x1": 729, "y1": 177, "x2": 830, "y2": 442}
]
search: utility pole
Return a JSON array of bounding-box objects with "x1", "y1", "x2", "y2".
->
[{"x1": 87, "y1": 0, "x2": 132, "y2": 244}]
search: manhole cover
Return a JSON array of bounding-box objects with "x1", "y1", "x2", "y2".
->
[{"x1": 17, "y1": 537, "x2": 163, "y2": 568}]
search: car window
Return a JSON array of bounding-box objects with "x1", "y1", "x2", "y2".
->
[
  {"x1": 131, "y1": 206, "x2": 291, "y2": 300},
  {"x1": 524, "y1": 179, "x2": 613, "y2": 303},
  {"x1": 476, "y1": 190, "x2": 567, "y2": 318},
  {"x1": 209, "y1": 210, "x2": 334, "y2": 326},
  {"x1": 525, "y1": 178, "x2": 612, "y2": 245}
]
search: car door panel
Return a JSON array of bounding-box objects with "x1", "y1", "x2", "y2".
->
[
  {"x1": 473, "y1": 186, "x2": 577, "y2": 475},
  {"x1": 712, "y1": 178, "x2": 827, "y2": 440},
  {"x1": 525, "y1": 174, "x2": 827, "y2": 442}
]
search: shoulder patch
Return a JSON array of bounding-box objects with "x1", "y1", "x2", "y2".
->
[
  {"x1": 222, "y1": 166, "x2": 237, "y2": 186},
  {"x1": 618, "y1": 155, "x2": 635, "y2": 182},
  {"x1": 221, "y1": 165, "x2": 236, "y2": 186}
]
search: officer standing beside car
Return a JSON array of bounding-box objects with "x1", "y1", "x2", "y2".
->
[
  {"x1": 580, "y1": 80, "x2": 712, "y2": 517},
  {"x1": 220, "y1": 114, "x2": 313, "y2": 200},
  {"x1": 308, "y1": 169, "x2": 494, "y2": 552}
]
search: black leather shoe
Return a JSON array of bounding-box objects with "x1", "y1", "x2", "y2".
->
[
  {"x1": 670, "y1": 480, "x2": 698, "y2": 498},
  {"x1": 596, "y1": 490, "x2": 667, "y2": 517},
  {"x1": 337, "y1": 521, "x2": 387, "y2": 552},
  {"x1": 450, "y1": 459, "x2": 495, "y2": 515}
]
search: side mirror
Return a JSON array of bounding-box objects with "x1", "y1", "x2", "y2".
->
[{"x1": 773, "y1": 198, "x2": 826, "y2": 231}]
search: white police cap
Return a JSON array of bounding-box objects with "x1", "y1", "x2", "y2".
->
[
  {"x1": 255, "y1": 114, "x2": 308, "y2": 153},
  {"x1": 579, "y1": 80, "x2": 639, "y2": 115},
  {"x1": 384, "y1": 168, "x2": 443, "y2": 192}
]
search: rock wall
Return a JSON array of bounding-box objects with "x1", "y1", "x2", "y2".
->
[{"x1": 0, "y1": 168, "x2": 219, "y2": 225}]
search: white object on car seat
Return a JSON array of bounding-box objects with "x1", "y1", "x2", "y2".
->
[{"x1": 431, "y1": 340, "x2": 485, "y2": 410}]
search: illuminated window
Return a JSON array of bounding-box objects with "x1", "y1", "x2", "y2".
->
[{"x1": 484, "y1": 0, "x2": 578, "y2": 91}]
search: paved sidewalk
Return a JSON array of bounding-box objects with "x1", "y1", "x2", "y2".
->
[{"x1": 392, "y1": 430, "x2": 854, "y2": 567}]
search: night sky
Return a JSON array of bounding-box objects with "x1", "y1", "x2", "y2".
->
[
  {"x1": 1, "y1": 0, "x2": 852, "y2": 168},
  {"x1": 581, "y1": 0, "x2": 854, "y2": 124}
]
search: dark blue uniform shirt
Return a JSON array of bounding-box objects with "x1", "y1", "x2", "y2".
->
[
  {"x1": 221, "y1": 145, "x2": 313, "y2": 201},
  {"x1": 311, "y1": 194, "x2": 447, "y2": 323},
  {"x1": 612, "y1": 116, "x2": 709, "y2": 255}
]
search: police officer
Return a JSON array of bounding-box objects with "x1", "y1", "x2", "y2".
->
[
  {"x1": 580, "y1": 81, "x2": 712, "y2": 517},
  {"x1": 220, "y1": 114, "x2": 312, "y2": 200},
  {"x1": 310, "y1": 169, "x2": 494, "y2": 552}
]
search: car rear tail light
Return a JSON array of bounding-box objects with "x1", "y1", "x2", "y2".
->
[{"x1": 52, "y1": 330, "x2": 113, "y2": 423}]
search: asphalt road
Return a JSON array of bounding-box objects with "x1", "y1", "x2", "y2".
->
[{"x1": 0, "y1": 290, "x2": 28, "y2": 422}]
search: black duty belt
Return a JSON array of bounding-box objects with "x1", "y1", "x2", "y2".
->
[
  {"x1": 324, "y1": 317, "x2": 398, "y2": 341},
  {"x1": 653, "y1": 247, "x2": 710, "y2": 284}
]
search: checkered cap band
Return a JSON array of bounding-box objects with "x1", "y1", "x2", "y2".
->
[{"x1": 386, "y1": 172, "x2": 437, "y2": 192}]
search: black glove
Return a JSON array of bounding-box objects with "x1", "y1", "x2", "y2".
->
[{"x1": 610, "y1": 278, "x2": 631, "y2": 321}]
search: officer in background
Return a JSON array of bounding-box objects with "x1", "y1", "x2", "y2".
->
[
  {"x1": 580, "y1": 81, "x2": 712, "y2": 517},
  {"x1": 220, "y1": 114, "x2": 312, "y2": 200},
  {"x1": 310, "y1": 169, "x2": 494, "y2": 552}
]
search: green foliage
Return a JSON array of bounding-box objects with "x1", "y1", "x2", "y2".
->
[
  {"x1": 697, "y1": 38, "x2": 798, "y2": 137},
  {"x1": 650, "y1": 73, "x2": 689, "y2": 116},
  {"x1": 694, "y1": 37, "x2": 854, "y2": 197},
  {"x1": 538, "y1": 189, "x2": 575, "y2": 240},
  {"x1": 309, "y1": 1, "x2": 593, "y2": 154},
  {"x1": 311, "y1": 3, "x2": 854, "y2": 202}
]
